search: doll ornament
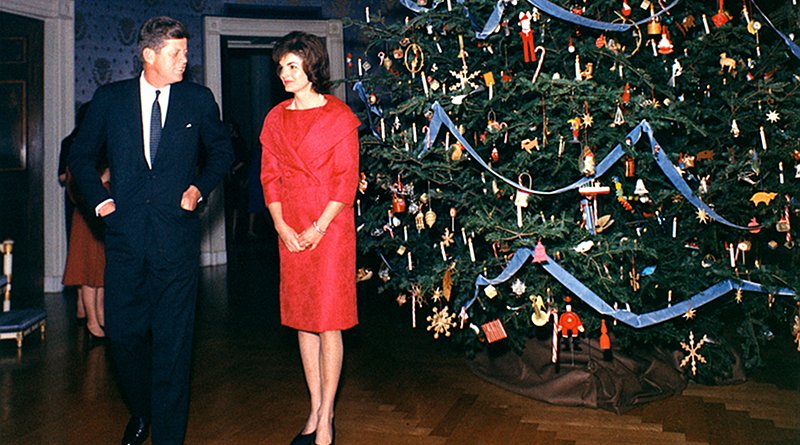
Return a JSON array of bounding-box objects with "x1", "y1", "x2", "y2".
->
[{"x1": 519, "y1": 11, "x2": 537, "y2": 63}]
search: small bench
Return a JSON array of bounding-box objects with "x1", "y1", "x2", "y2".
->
[
  {"x1": 0, "y1": 307, "x2": 47, "y2": 348},
  {"x1": 0, "y1": 274, "x2": 47, "y2": 349}
]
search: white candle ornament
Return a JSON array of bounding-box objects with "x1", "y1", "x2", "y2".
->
[{"x1": 468, "y1": 237, "x2": 476, "y2": 262}]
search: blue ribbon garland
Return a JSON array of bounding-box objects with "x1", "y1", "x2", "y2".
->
[
  {"x1": 401, "y1": 0, "x2": 680, "y2": 38},
  {"x1": 465, "y1": 247, "x2": 796, "y2": 328},
  {"x1": 400, "y1": 0, "x2": 798, "y2": 60},
  {"x1": 476, "y1": 1, "x2": 507, "y2": 40},
  {"x1": 420, "y1": 101, "x2": 630, "y2": 195},
  {"x1": 528, "y1": 0, "x2": 680, "y2": 32},
  {"x1": 353, "y1": 81, "x2": 384, "y2": 139},
  {"x1": 642, "y1": 120, "x2": 753, "y2": 230},
  {"x1": 422, "y1": 102, "x2": 755, "y2": 229},
  {"x1": 751, "y1": 0, "x2": 800, "y2": 61}
]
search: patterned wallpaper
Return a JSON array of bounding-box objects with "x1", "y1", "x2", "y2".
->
[{"x1": 74, "y1": 0, "x2": 396, "y2": 105}]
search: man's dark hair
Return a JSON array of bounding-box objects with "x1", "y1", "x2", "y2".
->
[
  {"x1": 273, "y1": 31, "x2": 332, "y2": 95},
  {"x1": 138, "y1": 16, "x2": 189, "y2": 58}
]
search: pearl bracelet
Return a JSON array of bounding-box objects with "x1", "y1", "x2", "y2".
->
[{"x1": 312, "y1": 221, "x2": 326, "y2": 235}]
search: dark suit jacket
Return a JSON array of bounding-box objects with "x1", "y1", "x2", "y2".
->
[{"x1": 69, "y1": 78, "x2": 234, "y2": 262}]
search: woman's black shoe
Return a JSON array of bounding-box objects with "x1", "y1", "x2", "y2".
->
[{"x1": 290, "y1": 430, "x2": 315, "y2": 445}]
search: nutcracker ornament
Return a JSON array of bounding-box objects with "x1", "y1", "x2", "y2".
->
[
  {"x1": 519, "y1": 11, "x2": 537, "y2": 63},
  {"x1": 558, "y1": 296, "x2": 584, "y2": 350}
]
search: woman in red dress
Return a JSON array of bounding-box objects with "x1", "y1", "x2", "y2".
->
[
  {"x1": 260, "y1": 31, "x2": 360, "y2": 445},
  {"x1": 63, "y1": 167, "x2": 110, "y2": 339}
]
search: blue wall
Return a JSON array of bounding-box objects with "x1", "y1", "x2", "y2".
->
[{"x1": 74, "y1": 0, "x2": 387, "y2": 104}]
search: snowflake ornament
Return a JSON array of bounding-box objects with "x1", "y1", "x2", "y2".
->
[
  {"x1": 683, "y1": 307, "x2": 697, "y2": 320},
  {"x1": 511, "y1": 279, "x2": 527, "y2": 296},
  {"x1": 432, "y1": 287, "x2": 443, "y2": 303},
  {"x1": 441, "y1": 228, "x2": 455, "y2": 247},
  {"x1": 680, "y1": 331, "x2": 709, "y2": 376},
  {"x1": 427, "y1": 306, "x2": 457, "y2": 339},
  {"x1": 766, "y1": 110, "x2": 780, "y2": 123}
]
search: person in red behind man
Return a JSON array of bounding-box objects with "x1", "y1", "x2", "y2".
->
[{"x1": 259, "y1": 31, "x2": 360, "y2": 445}]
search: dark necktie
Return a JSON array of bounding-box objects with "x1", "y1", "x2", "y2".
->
[{"x1": 149, "y1": 90, "x2": 162, "y2": 164}]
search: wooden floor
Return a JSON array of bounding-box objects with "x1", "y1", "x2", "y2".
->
[{"x1": 1, "y1": 239, "x2": 799, "y2": 444}]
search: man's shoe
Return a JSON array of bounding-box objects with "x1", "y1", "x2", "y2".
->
[{"x1": 120, "y1": 416, "x2": 149, "y2": 445}]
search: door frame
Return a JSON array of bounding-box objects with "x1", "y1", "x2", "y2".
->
[
  {"x1": 203, "y1": 16, "x2": 345, "y2": 266},
  {"x1": 0, "y1": 0, "x2": 74, "y2": 293}
]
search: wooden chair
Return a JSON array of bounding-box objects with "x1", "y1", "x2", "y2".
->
[{"x1": 0, "y1": 239, "x2": 46, "y2": 349}]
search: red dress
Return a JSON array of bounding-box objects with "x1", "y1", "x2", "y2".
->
[
  {"x1": 62, "y1": 178, "x2": 107, "y2": 288},
  {"x1": 260, "y1": 96, "x2": 360, "y2": 332}
]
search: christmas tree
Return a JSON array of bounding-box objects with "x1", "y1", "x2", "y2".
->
[{"x1": 349, "y1": 0, "x2": 799, "y2": 384}]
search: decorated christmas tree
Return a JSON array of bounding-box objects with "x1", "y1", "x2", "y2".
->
[{"x1": 348, "y1": 0, "x2": 798, "y2": 386}]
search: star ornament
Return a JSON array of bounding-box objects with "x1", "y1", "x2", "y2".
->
[
  {"x1": 582, "y1": 112, "x2": 594, "y2": 128},
  {"x1": 766, "y1": 110, "x2": 780, "y2": 123},
  {"x1": 696, "y1": 208, "x2": 710, "y2": 224},
  {"x1": 511, "y1": 279, "x2": 527, "y2": 296},
  {"x1": 683, "y1": 307, "x2": 696, "y2": 320}
]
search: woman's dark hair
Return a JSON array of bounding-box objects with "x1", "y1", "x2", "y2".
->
[
  {"x1": 138, "y1": 16, "x2": 189, "y2": 58},
  {"x1": 273, "y1": 31, "x2": 332, "y2": 94}
]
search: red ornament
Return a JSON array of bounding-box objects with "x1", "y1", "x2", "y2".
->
[
  {"x1": 747, "y1": 217, "x2": 762, "y2": 234},
  {"x1": 599, "y1": 319, "x2": 611, "y2": 350},
  {"x1": 595, "y1": 34, "x2": 606, "y2": 49},
  {"x1": 657, "y1": 28, "x2": 674, "y2": 55},
  {"x1": 621, "y1": 83, "x2": 631, "y2": 104},
  {"x1": 711, "y1": 0, "x2": 731, "y2": 27},
  {"x1": 532, "y1": 240, "x2": 548, "y2": 263},
  {"x1": 392, "y1": 193, "x2": 406, "y2": 213},
  {"x1": 625, "y1": 156, "x2": 635, "y2": 177},
  {"x1": 518, "y1": 11, "x2": 536, "y2": 63},
  {"x1": 481, "y1": 319, "x2": 508, "y2": 343},
  {"x1": 621, "y1": 0, "x2": 632, "y2": 17},
  {"x1": 491, "y1": 146, "x2": 500, "y2": 162},
  {"x1": 557, "y1": 297, "x2": 584, "y2": 338}
]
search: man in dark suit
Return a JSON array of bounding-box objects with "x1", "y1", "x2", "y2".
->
[{"x1": 69, "y1": 16, "x2": 234, "y2": 445}]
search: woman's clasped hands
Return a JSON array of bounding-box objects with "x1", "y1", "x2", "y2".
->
[{"x1": 277, "y1": 222, "x2": 324, "y2": 253}]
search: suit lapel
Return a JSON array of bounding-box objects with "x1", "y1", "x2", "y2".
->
[{"x1": 151, "y1": 82, "x2": 185, "y2": 167}]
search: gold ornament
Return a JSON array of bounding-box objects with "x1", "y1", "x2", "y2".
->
[
  {"x1": 530, "y1": 295, "x2": 549, "y2": 327},
  {"x1": 696, "y1": 209, "x2": 710, "y2": 224},
  {"x1": 441, "y1": 228, "x2": 455, "y2": 247},
  {"x1": 403, "y1": 43, "x2": 424, "y2": 74},
  {"x1": 679, "y1": 331, "x2": 709, "y2": 376},
  {"x1": 432, "y1": 288, "x2": 443, "y2": 303},
  {"x1": 425, "y1": 209, "x2": 437, "y2": 228},
  {"x1": 427, "y1": 306, "x2": 456, "y2": 339},
  {"x1": 415, "y1": 212, "x2": 425, "y2": 231}
]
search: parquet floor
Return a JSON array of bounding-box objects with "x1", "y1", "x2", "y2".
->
[{"x1": 1, "y1": 240, "x2": 798, "y2": 444}]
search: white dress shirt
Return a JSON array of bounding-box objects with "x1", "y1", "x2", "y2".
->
[{"x1": 140, "y1": 72, "x2": 171, "y2": 169}]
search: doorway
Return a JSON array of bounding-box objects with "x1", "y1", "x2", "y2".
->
[
  {"x1": 0, "y1": 11, "x2": 44, "y2": 303},
  {"x1": 220, "y1": 36, "x2": 290, "y2": 246}
]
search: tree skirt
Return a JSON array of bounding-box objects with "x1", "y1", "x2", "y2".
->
[{"x1": 468, "y1": 336, "x2": 688, "y2": 414}]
